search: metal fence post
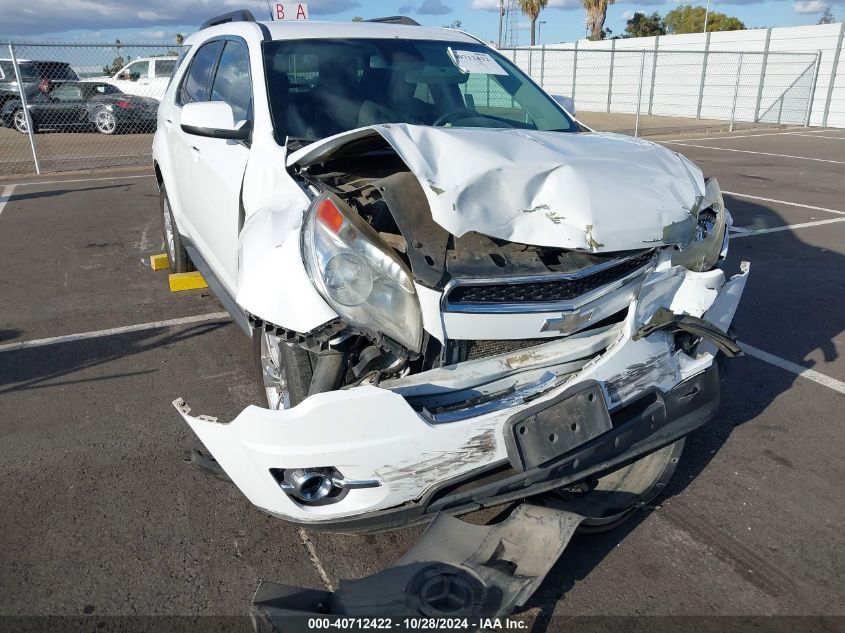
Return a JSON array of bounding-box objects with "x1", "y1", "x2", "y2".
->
[
  {"x1": 805, "y1": 50, "x2": 821, "y2": 127},
  {"x1": 822, "y1": 22, "x2": 845, "y2": 127},
  {"x1": 606, "y1": 39, "x2": 616, "y2": 113},
  {"x1": 539, "y1": 45, "x2": 546, "y2": 88},
  {"x1": 754, "y1": 28, "x2": 773, "y2": 123},
  {"x1": 528, "y1": 46, "x2": 534, "y2": 78},
  {"x1": 647, "y1": 36, "x2": 659, "y2": 115},
  {"x1": 696, "y1": 32, "x2": 711, "y2": 119},
  {"x1": 635, "y1": 50, "x2": 646, "y2": 138},
  {"x1": 571, "y1": 40, "x2": 579, "y2": 101},
  {"x1": 8, "y1": 43, "x2": 40, "y2": 175},
  {"x1": 729, "y1": 52, "x2": 744, "y2": 132}
]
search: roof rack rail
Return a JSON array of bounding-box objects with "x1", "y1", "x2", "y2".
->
[
  {"x1": 366, "y1": 16, "x2": 420, "y2": 26},
  {"x1": 200, "y1": 9, "x2": 256, "y2": 31}
]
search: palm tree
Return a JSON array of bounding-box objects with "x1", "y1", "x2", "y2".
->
[
  {"x1": 582, "y1": 0, "x2": 615, "y2": 40},
  {"x1": 518, "y1": 0, "x2": 549, "y2": 46},
  {"x1": 175, "y1": 33, "x2": 184, "y2": 45}
]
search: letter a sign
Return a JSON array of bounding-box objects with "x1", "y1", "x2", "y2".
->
[{"x1": 272, "y1": 3, "x2": 309, "y2": 20}]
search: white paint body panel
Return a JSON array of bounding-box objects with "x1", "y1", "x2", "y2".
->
[{"x1": 176, "y1": 264, "x2": 749, "y2": 524}]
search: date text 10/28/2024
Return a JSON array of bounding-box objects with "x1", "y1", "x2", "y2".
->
[{"x1": 306, "y1": 618, "x2": 528, "y2": 630}]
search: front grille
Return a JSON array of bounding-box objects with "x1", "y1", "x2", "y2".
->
[
  {"x1": 464, "y1": 338, "x2": 555, "y2": 361},
  {"x1": 446, "y1": 250, "x2": 654, "y2": 306}
]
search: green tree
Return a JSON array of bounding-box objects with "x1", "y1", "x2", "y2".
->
[
  {"x1": 175, "y1": 33, "x2": 185, "y2": 45},
  {"x1": 351, "y1": 15, "x2": 363, "y2": 21},
  {"x1": 664, "y1": 4, "x2": 745, "y2": 33},
  {"x1": 102, "y1": 55, "x2": 125, "y2": 76},
  {"x1": 817, "y1": 8, "x2": 835, "y2": 24},
  {"x1": 624, "y1": 11, "x2": 666, "y2": 37},
  {"x1": 443, "y1": 19, "x2": 463, "y2": 29},
  {"x1": 518, "y1": 0, "x2": 549, "y2": 46},
  {"x1": 582, "y1": 0, "x2": 616, "y2": 40}
]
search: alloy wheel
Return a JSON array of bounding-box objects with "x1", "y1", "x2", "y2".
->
[
  {"x1": 260, "y1": 331, "x2": 290, "y2": 410},
  {"x1": 162, "y1": 197, "x2": 176, "y2": 263},
  {"x1": 95, "y1": 110, "x2": 116, "y2": 134},
  {"x1": 13, "y1": 110, "x2": 28, "y2": 134}
]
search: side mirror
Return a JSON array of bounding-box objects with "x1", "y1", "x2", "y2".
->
[
  {"x1": 551, "y1": 94, "x2": 576, "y2": 116},
  {"x1": 180, "y1": 101, "x2": 251, "y2": 140}
]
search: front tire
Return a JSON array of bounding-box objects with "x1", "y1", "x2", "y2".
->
[
  {"x1": 159, "y1": 185, "x2": 192, "y2": 274},
  {"x1": 252, "y1": 328, "x2": 313, "y2": 410},
  {"x1": 12, "y1": 109, "x2": 32, "y2": 134},
  {"x1": 94, "y1": 108, "x2": 118, "y2": 135}
]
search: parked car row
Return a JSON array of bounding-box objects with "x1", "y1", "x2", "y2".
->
[
  {"x1": 1, "y1": 80, "x2": 159, "y2": 134},
  {"x1": 0, "y1": 56, "x2": 174, "y2": 135}
]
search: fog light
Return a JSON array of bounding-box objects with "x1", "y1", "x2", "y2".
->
[
  {"x1": 273, "y1": 467, "x2": 381, "y2": 505},
  {"x1": 285, "y1": 469, "x2": 334, "y2": 502}
]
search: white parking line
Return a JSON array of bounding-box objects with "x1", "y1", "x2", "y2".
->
[
  {"x1": 1, "y1": 174, "x2": 155, "y2": 188},
  {"x1": 0, "y1": 312, "x2": 230, "y2": 354},
  {"x1": 723, "y1": 191, "x2": 845, "y2": 217},
  {"x1": 297, "y1": 528, "x2": 335, "y2": 591},
  {"x1": 740, "y1": 343, "x2": 845, "y2": 395},
  {"x1": 784, "y1": 133, "x2": 845, "y2": 140},
  {"x1": 731, "y1": 217, "x2": 845, "y2": 238},
  {"x1": 0, "y1": 185, "x2": 16, "y2": 218},
  {"x1": 664, "y1": 142, "x2": 845, "y2": 165},
  {"x1": 659, "y1": 131, "x2": 803, "y2": 143}
]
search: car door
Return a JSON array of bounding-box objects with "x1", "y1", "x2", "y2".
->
[
  {"x1": 36, "y1": 83, "x2": 85, "y2": 128},
  {"x1": 175, "y1": 38, "x2": 253, "y2": 296}
]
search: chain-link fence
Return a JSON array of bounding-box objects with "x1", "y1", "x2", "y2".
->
[
  {"x1": 1, "y1": 42, "x2": 175, "y2": 176},
  {"x1": 503, "y1": 47, "x2": 821, "y2": 138},
  {"x1": 0, "y1": 40, "x2": 823, "y2": 177}
]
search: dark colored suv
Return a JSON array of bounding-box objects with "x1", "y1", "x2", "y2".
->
[{"x1": 0, "y1": 60, "x2": 79, "y2": 108}]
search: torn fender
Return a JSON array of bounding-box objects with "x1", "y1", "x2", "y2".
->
[
  {"x1": 289, "y1": 124, "x2": 703, "y2": 252},
  {"x1": 236, "y1": 203, "x2": 337, "y2": 334}
]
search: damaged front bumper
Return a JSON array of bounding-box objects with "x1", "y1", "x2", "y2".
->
[{"x1": 175, "y1": 263, "x2": 749, "y2": 532}]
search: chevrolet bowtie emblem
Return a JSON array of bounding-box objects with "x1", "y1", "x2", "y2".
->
[{"x1": 540, "y1": 309, "x2": 594, "y2": 334}]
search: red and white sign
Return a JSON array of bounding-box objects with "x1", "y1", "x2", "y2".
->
[{"x1": 272, "y1": 3, "x2": 309, "y2": 20}]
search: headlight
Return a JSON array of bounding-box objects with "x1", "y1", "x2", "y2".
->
[
  {"x1": 302, "y1": 194, "x2": 423, "y2": 353},
  {"x1": 672, "y1": 177, "x2": 727, "y2": 272}
]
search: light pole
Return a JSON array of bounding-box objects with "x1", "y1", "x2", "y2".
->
[
  {"x1": 703, "y1": 0, "x2": 711, "y2": 33},
  {"x1": 538, "y1": 20, "x2": 547, "y2": 45},
  {"x1": 498, "y1": 0, "x2": 504, "y2": 48}
]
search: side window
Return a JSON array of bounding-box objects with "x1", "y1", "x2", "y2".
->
[
  {"x1": 51, "y1": 84, "x2": 82, "y2": 101},
  {"x1": 154, "y1": 59, "x2": 176, "y2": 78},
  {"x1": 167, "y1": 45, "x2": 192, "y2": 89},
  {"x1": 122, "y1": 61, "x2": 149, "y2": 81},
  {"x1": 178, "y1": 40, "x2": 224, "y2": 106},
  {"x1": 210, "y1": 41, "x2": 252, "y2": 122}
]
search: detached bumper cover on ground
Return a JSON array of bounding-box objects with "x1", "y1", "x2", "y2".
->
[{"x1": 174, "y1": 261, "x2": 748, "y2": 531}]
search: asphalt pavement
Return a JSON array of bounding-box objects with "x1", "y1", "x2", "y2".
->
[{"x1": 0, "y1": 127, "x2": 843, "y2": 630}]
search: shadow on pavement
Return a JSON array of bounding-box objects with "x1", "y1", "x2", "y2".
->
[{"x1": 0, "y1": 321, "x2": 228, "y2": 394}]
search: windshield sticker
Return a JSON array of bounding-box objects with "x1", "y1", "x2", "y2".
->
[{"x1": 448, "y1": 49, "x2": 508, "y2": 76}]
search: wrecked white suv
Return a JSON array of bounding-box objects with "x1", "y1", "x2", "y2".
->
[{"x1": 153, "y1": 12, "x2": 748, "y2": 533}]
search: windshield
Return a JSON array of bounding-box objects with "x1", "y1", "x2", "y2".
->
[
  {"x1": 262, "y1": 38, "x2": 577, "y2": 142},
  {"x1": 19, "y1": 62, "x2": 79, "y2": 81}
]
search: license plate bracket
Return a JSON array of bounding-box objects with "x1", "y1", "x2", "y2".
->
[{"x1": 506, "y1": 381, "x2": 612, "y2": 471}]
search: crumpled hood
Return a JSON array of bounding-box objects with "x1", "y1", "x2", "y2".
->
[{"x1": 289, "y1": 124, "x2": 704, "y2": 252}]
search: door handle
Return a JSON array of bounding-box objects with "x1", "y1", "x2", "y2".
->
[
  {"x1": 190, "y1": 146, "x2": 201, "y2": 159},
  {"x1": 165, "y1": 119, "x2": 173, "y2": 129}
]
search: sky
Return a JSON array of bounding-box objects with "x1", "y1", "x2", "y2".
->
[{"x1": 0, "y1": 0, "x2": 841, "y2": 46}]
